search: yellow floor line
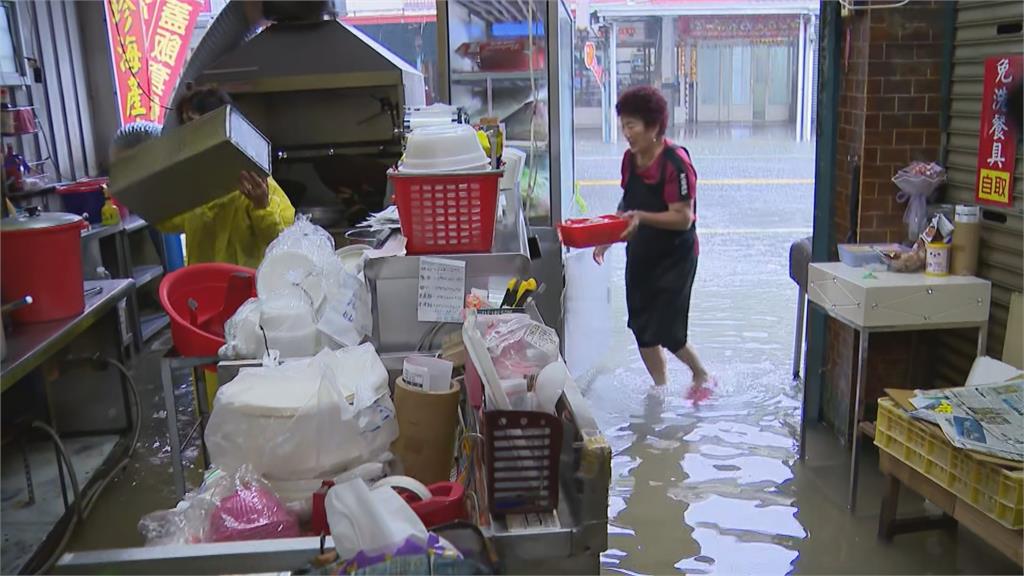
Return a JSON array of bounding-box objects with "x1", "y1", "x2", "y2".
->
[{"x1": 577, "y1": 178, "x2": 815, "y2": 187}]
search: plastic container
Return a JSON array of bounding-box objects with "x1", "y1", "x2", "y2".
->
[
  {"x1": 925, "y1": 242, "x2": 950, "y2": 277},
  {"x1": 837, "y1": 243, "x2": 906, "y2": 268},
  {"x1": 557, "y1": 215, "x2": 629, "y2": 248},
  {"x1": 390, "y1": 170, "x2": 501, "y2": 255},
  {"x1": 875, "y1": 398, "x2": 1023, "y2": 529},
  {"x1": 158, "y1": 263, "x2": 257, "y2": 357},
  {"x1": 0, "y1": 211, "x2": 86, "y2": 323},
  {"x1": 400, "y1": 124, "x2": 488, "y2": 173},
  {"x1": 57, "y1": 178, "x2": 109, "y2": 224},
  {"x1": 482, "y1": 409, "x2": 562, "y2": 515}
]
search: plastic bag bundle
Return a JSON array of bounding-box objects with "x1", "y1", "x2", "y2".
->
[
  {"x1": 222, "y1": 216, "x2": 373, "y2": 359},
  {"x1": 138, "y1": 466, "x2": 299, "y2": 546},
  {"x1": 205, "y1": 344, "x2": 398, "y2": 482},
  {"x1": 480, "y1": 314, "x2": 560, "y2": 379},
  {"x1": 893, "y1": 162, "x2": 946, "y2": 242}
]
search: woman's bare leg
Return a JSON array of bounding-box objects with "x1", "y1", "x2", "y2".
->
[
  {"x1": 639, "y1": 346, "x2": 667, "y2": 387},
  {"x1": 673, "y1": 343, "x2": 709, "y2": 386}
]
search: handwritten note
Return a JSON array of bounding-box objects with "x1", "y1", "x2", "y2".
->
[{"x1": 417, "y1": 257, "x2": 467, "y2": 323}]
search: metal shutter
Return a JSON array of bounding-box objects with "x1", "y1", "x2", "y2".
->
[{"x1": 936, "y1": 0, "x2": 1023, "y2": 386}]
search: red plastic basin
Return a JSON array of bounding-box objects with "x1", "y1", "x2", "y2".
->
[
  {"x1": 557, "y1": 215, "x2": 629, "y2": 248},
  {"x1": 159, "y1": 263, "x2": 256, "y2": 358}
]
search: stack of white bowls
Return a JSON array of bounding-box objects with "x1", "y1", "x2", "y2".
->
[{"x1": 398, "y1": 124, "x2": 490, "y2": 174}]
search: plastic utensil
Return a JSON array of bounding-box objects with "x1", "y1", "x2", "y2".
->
[{"x1": 535, "y1": 360, "x2": 568, "y2": 414}]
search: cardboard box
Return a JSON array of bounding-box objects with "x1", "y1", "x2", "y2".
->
[{"x1": 109, "y1": 105, "x2": 271, "y2": 224}]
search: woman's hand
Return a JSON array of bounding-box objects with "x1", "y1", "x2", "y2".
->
[
  {"x1": 621, "y1": 211, "x2": 642, "y2": 240},
  {"x1": 239, "y1": 171, "x2": 270, "y2": 210},
  {"x1": 593, "y1": 244, "x2": 610, "y2": 265}
]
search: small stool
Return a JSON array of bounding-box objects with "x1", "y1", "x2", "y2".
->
[
  {"x1": 789, "y1": 236, "x2": 812, "y2": 460},
  {"x1": 788, "y1": 237, "x2": 812, "y2": 379}
]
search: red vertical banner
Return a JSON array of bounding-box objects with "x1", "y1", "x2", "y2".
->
[
  {"x1": 106, "y1": 0, "x2": 201, "y2": 126},
  {"x1": 106, "y1": 0, "x2": 152, "y2": 125},
  {"x1": 975, "y1": 55, "x2": 1023, "y2": 207},
  {"x1": 145, "y1": 0, "x2": 202, "y2": 124}
]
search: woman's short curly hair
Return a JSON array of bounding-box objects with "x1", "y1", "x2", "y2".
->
[
  {"x1": 615, "y1": 86, "x2": 668, "y2": 137},
  {"x1": 176, "y1": 86, "x2": 232, "y2": 124}
]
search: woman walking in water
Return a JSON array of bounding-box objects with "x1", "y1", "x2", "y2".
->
[{"x1": 593, "y1": 86, "x2": 712, "y2": 400}]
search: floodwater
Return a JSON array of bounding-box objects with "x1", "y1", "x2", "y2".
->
[{"x1": 575, "y1": 125, "x2": 1019, "y2": 575}]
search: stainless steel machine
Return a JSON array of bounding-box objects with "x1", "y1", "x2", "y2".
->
[{"x1": 194, "y1": 3, "x2": 426, "y2": 234}]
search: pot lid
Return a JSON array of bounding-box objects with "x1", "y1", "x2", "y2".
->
[{"x1": 1, "y1": 209, "x2": 83, "y2": 232}]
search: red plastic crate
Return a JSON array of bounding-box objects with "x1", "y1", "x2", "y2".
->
[
  {"x1": 557, "y1": 215, "x2": 629, "y2": 248},
  {"x1": 390, "y1": 170, "x2": 501, "y2": 255}
]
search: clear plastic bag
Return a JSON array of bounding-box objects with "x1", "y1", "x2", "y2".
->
[
  {"x1": 893, "y1": 162, "x2": 947, "y2": 242},
  {"x1": 480, "y1": 314, "x2": 560, "y2": 379},
  {"x1": 205, "y1": 345, "x2": 398, "y2": 482},
  {"x1": 317, "y1": 257, "x2": 372, "y2": 348},
  {"x1": 138, "y1": 466, "x2": 299, "y2": 545}
]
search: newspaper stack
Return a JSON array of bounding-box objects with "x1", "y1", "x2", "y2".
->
[{"x1": 908, "y1": 379, "x2": 1024, "y2": 462}]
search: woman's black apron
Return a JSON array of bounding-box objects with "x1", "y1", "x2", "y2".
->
[{"x1": 622, "y1": 144, "x2": 698, "y2": 352}]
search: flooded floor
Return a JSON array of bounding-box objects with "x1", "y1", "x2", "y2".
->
[
  {"x1": 576, "y1": 125, "x2": 1020, "y2": 574},
  {"x1": 55, "y1": 125, "x2": 1020, "y2": 574}
]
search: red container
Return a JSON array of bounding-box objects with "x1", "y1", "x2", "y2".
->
[
  {"x1": 159, "y1": 263, "x2": 256, "y2": 357},
  {"x1": 1, "y1": 211, "x2": 86, "y2": 324},
  {"x1": 57, "y1": 178, "x2": 109, "y2": 224},
  {"x1": 478, "y1": 40, "x2": 546, "y2": 72},
  {"x1": 557, "y1": 215, "x2": 629, "y2": 248},
  {"x1": 390, "y1": 170, "x2": 501, "y2": 255}
]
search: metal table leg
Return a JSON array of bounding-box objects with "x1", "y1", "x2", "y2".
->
[
  {"x1": 161, "y1": 356, "x2": 185, "y2": 498},
  {"x1": 848, "y1": 329, "x2": 870, "y2": 511},
  {"x1": 793, "y1": 288, "x2": 806, "y2": 379},
  {"x1": 976, "y1": 322, "x2": 988, "y2": 357}
]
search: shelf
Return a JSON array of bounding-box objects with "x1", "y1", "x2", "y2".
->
[
  {"x1": 80, "y1": 221, "x2": 123, "y2": 242},
  {"x1": 139, "y1": 311, "x2": 170, "y2": 342},
  {"x1": 123, "y1": 215, "x2": 148, "y2": 233},
  {"x1": 451, "y1": 70, "x2": 543, "y2": 83},
  {"x1": 132, "y1": 265, "x2": 164, "y2": 289}
]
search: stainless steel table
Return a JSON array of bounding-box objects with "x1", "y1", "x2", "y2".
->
[
  {"x1": 365, "y1": 186, "x2": 532, "y2": 353},
  {"x1": 2, "y1": 279, "x2": 135, "y2": 390}
]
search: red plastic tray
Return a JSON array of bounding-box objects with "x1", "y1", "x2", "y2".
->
[{"x1": 557, "y1": 215, "x2": 629, "y2": 248}]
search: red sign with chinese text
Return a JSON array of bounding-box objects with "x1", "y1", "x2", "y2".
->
[
  {"x1": 106, "y1": 0, "x2": 201, "y2": 126},
  {"x1": 975, "y1": 55, "x2": 1022, "y2": 207}
]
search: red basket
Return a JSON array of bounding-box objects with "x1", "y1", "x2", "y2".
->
[
  {"x1": 482, "y1": 410, "x2": 562, "y2": 515},
  {"x1": 557, "y1": 215, "x2": 629, "y2": 248},
  {"x1": 390, "y1": 170, "x2": 501, "y2": 255}
]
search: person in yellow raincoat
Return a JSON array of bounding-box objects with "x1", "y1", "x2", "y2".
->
[{"x1": 158, "y1": 86, "x2": 295, "y2": 268}]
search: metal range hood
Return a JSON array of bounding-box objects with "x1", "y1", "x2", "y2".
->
[{"x1": 196, "y1": 19, "x2": 424, "y2": 96}]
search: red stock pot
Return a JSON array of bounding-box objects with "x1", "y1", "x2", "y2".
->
[{"x1": 1, "y1": 209, "x2": 86, "y2": 324}]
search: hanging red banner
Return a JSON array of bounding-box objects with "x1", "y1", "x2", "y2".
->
[
  {"x1": 975, "y1": 55, "x2": 1022, "y2": 207},
  {"x1": 106, "y1": 0, "x2": 152, "y2": 125},
  {"x1": 106, "y1": 0, "x2": 201, "y2": 126}
]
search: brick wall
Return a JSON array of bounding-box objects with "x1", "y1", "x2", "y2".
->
[{"x1": 822, "y1": 0, "x2": 947, "y2": 441}]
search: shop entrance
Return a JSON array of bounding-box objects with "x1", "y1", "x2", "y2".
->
[{"x1": 696, "y1": 42, "x2": 793, "y2": 123}]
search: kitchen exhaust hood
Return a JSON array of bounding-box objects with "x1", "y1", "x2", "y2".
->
[{"x1": 195, "y1": 19, "x2": 425, "y2": 101}]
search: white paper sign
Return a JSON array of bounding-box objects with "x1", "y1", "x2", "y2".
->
[{"x1": 417, "y1": 257, "x2": 466, "y2": 323}]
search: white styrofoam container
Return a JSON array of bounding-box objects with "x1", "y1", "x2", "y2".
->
[{"x1": 807, "y1": 262, "x2": 991, "y2": 328}]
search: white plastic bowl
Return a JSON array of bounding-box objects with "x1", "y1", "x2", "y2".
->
[{"x1": 400, "y1": 124, "x2": 487, "y2": 173}]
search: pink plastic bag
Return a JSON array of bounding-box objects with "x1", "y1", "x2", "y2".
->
[{"x1": 208, "y1": 480, "x2": 300, "y2": 542}]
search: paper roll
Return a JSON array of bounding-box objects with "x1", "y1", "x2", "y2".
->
[
  {"x1": 951, "y1": 220, "x2": 980, "y2": 276},
  {"x1": 391, "y1": 377, "x2": 461, "y2": 485}
]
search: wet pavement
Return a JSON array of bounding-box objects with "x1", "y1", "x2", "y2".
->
[{"x1": 575, "y1": 124, "x2": 1019, "y2": 575}]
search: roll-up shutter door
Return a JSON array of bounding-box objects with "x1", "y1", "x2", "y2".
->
[{"x1": 936, "y1": 0, "x2": 1023, "y2": 386}]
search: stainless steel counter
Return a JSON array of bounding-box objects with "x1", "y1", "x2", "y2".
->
[
  {"x1": 365, "y1": 186, "x2": 532, "y2": 352},
  {"x1": 1, "y1": 279, "x2": 135, "y2": 391}
]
